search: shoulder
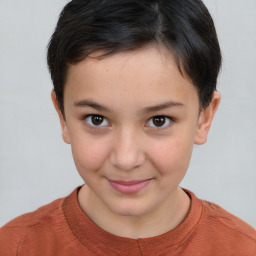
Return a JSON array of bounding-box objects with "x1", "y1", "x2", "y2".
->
[
  {"x1": 184, "y1": 189, "x2": 256, "y2": 255},
  {"x1": 0, "y1": 197, "x2": 64, "y2": 255},
  {"x1": 198, "y1": 198, "x2": 256, "y2": 254},
  {"x1": 201, "y1": 199, "x2": 256, "y2": 239},
  {"x1": 1, "y1": 197, "x2": 63, "y2": 229}
]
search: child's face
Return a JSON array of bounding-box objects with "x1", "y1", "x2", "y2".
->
[{"x1": 53, "y1": 45, "x2": 219, "y2": 217}]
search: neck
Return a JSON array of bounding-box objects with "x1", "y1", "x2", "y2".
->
[{"x1": 78, "y1": 185, "x2": 190, "y2": 239}]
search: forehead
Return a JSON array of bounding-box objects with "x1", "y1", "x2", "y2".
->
[{"x1": 64, "y1": 45, "x2": 199, "y2": 111}]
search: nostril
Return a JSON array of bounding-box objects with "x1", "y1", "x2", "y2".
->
[
  {"x1": 109, "y1": 131, "x2": 146, "y2": 170},
  {"x1": 110, "y1": 147, "x2": 146, "y2": 171}
]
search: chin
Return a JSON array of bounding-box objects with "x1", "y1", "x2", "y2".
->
[{"x1": 109, "y1": 200, "x2": 150, "y2": 217}]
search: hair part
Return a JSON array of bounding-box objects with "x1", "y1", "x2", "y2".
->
[{"x1": 47, "y1": 0, "x2": 222, "y2": 115}]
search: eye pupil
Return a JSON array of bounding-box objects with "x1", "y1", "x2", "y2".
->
[
  {"x1": 92, "y1": 115, "x2": 103, "y2": 125},
  {"x1": 153, "y1": 116, "x2": 165, "y2": 127}
]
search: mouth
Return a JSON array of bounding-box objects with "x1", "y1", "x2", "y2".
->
[{"x1": 108, "y1": 179, "x2": 152, "y2": 194}]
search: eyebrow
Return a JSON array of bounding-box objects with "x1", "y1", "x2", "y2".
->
[
  {"x1": 73, "y1": 99, "x2": 184, "y2": 113},
  {"x1": 74, "y1": 99, "x2": 111, "y2": 112},
  {"x1": 141, "y1": 101, "x2": 184, "y2": 114}
]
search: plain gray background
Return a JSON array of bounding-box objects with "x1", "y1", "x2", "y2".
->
[{"x1": 0, "y1": 0, "x2": 255, "y2": 228}]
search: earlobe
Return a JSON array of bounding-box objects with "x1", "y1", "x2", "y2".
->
[
  {"x1": 51, "y1": 90, "x2": 71, "y2": 144},
  {"x1": 194, "y1": 91, "x2": 221, "y2": 145}
]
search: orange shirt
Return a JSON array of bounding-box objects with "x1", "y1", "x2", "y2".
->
[{"x1": 0, "y1": 187, "x2": 255, "y2": 256}]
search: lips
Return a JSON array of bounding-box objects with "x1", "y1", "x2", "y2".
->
[{"x1": 108, "y1": 179, "x2": 152, "y2": 194}]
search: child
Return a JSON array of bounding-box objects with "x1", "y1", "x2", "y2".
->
[{"x1": 1, "y1": 0, "x2": 255, "y2": 255}]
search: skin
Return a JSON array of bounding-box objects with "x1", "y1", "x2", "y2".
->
[{"x1": 52, "y1": 44, "x2": 220, "y2": 239}]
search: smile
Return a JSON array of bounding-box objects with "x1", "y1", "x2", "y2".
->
[{"x1": 108, "y1": 179, "x2": 152, "y2": 194}]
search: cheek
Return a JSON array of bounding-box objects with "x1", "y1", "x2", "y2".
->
[
  {"x1": 149, "y1": 134, "x2": 194, "y2": 177},
  {"x1": 70, "y1": 135, "x2": 110, "y2": 175}
]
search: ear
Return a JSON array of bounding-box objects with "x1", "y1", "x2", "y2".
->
[
  {"x1": 194, "y1": 91, "x2": 221, "y2": 145},
  {"x1": 51, "y1": 90, "x2": 71, "y2": 144}
]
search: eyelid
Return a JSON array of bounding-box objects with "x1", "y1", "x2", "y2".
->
[
  {"x1": 81, "y1": 114, "x2": 174, "y2": 129},
  {"x1": 146, "y1": 116, "x2": 173, "y2": 129},
  {"x1": 84, "y1": 114, "x2": 110, "y2": 128}
]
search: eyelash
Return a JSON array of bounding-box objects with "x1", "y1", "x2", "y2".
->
[
  {"x1": 83, "y1": 114, "x2": 174, "y2": 129},
  {"x1": 84, "y1": 114, "x2": 110, "y2": 128},
  {"x1": 146, "y1": 116, "x2": 173, "y2": 128}
]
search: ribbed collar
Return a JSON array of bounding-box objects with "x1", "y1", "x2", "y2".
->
[{"x1": 62, "y1": 186, "x2": 202, "y2": 255}]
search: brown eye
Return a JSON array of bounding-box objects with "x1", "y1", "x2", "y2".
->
[
  {"x1": 91, "y1": 115, "x2": 103, "y2": 125},
  {"x1": 147, "y1": 116, "x2": 171, "y2": 128},
  {"x1": 153, "y1": 116, "x2": 165, "y2": 127},
  {"x1": 85, "y1": 115, "x2": 109, "y2": 127}
]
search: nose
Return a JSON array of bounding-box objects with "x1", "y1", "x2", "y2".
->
[{"x1": 110, "y1": 128, "x2": 146, "y2": 171}]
